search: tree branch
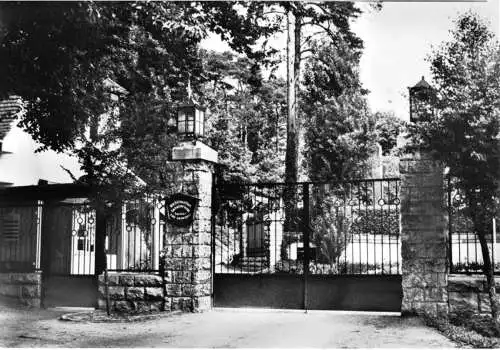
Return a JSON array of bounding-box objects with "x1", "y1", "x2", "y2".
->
[
  {"x1": 301, "y1": 53, "x2": 314, "y2": 61},
  {"x1": 300, "y1": 31, "x2": 325, "y2": 47},
  {"x1": 300, "y1": 48, "x2": 314, "y2": 56},
  {"x1": 261, "y1": 10, "x2": 286, "y2": 16},
  {"x1": 305, "y1": 3, "x2": 329, "y2": 15},
  {"x1": 309, "y1": 22, "x2": 339, "y2": 42}
]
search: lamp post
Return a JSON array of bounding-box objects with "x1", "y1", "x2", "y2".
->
[{"x1": 409, "y1": 76, "x2": 436, "y2": 123}]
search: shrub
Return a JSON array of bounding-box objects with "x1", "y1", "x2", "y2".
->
[
  {"x1": 350, "y1": 210, "x2": 399, "y2": 237},
  {"x1": 450, "y1": 312, "x2": 500, "y2": 338},
  {"x1": 311, "y1": 211, "x2": 351, "y2": 267}
]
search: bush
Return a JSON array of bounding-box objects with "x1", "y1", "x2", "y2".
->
[
  {"x1": 452, "y1": 262, "x2": 500, "y2": 273},
  {"x1": 311, "y1": 211, "x2": 351, "y2": 266},
  {"x1": 450, "y1": 312, "x2": 500, "y2": 338},
  {"x1": 350, "y1": 210, "x2": 399, "y2": 237},
  {"x1": 275, "y1": 260, "x2": 303, "y2": 274}
]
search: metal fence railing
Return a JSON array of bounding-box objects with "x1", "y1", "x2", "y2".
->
[
  {"x1": 0, "y1": 192, "x2": 163, "y2": 275},
  {"x1": 214, "y1": 178, "x2": 402, "y2": 276},
  {"x1": 447, "y1": 177, "x2": 497, "y2": 274},
  {"x1": 107, "y1": 195, "x2": 163, "y2": 273}
]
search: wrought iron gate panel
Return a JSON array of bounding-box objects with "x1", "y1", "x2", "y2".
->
[{"x1": 213, "y1": 179, "x2": 402, "y2": 311}]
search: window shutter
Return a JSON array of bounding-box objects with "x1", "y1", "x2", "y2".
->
[{"x1": 2, "y1": 213, "x2": 20, "y2": 241}]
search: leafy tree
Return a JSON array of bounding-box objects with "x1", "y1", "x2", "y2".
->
[
  {"x1": 282, "y1": 2, "x2": 366, "y2": 184},
  {"x1": 373, "y1": 111, "x2": 406, "y2": 155},
  {"x1": 0, "y1": 2, "x2": 277, "y2": 197},
  {"x1": 302, "y1": 38, "x2": 376, "y2": 182},
  {"x1": 0, "y1": 1, "x2": 373, "y2": 188},
  {"x1": 407, "y1": 13, "x2": 500, "y2": 320},
  {"x1": 208, "y1": 2, "x2": 371, "y2": 183},
  {"x1": 301, "y1": 36, "x2": 376, "y2": 268},
  {"x1": 202, "y1": 50, "x2": 286, "y2": 183}
]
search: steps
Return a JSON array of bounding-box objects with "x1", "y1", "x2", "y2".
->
[{"x1": 238, "y1": 256, "x2": 268, "y2": 272}]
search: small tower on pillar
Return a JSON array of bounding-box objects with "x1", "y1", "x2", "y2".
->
[
  {"x1": 171, "y1": 80, "x2": 218, "y2": 163},
  {"x1": 409, "y1": 76, "x2": 436, "y2": 123}
]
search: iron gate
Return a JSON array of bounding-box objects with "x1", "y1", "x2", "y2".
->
[
  {"x1": 41, "y1": 199, "x2": 101, "y2": 308},
  {"x1": 0, "y1": 185, "x2": 163, "y2": 308},
  {"x1": 212, "y1": 179, "x2": 402, "y2": 311}
]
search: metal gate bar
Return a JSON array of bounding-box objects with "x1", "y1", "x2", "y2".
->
[{"x1": 212, "y1": 179, "x2": 402, "y2": 311}]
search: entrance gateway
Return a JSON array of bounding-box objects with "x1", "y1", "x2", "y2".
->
[
  {"x1": 41, "y1": 200, "x2": 100, "y2": 308},
  {"x1": 41, "y1": 194, "x2": 163, "y2": 308},
  {"x1": 212, "y1": 179, "x2": 402, "y2": 311}
]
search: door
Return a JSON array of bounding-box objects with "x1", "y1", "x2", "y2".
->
[{"x1": 42, "y1": 201, "x2": 98, "y2": 308}]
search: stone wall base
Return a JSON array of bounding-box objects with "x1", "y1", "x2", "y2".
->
[
  {"x1": 401, "y1": 302, "x2": 449, "y2": 318},
  {"x1": 0, "y1": 271, "x2": 42, "y2": 307},
  {"x1": 97, "y1": 272, "x2": 166, "y2": 313},
  {"x1": 448, "y1": 274, "x2": 499, "y2": 316},
  {"x1": 164, "y1": 295, "x2": 211, "y2": 312},
  {"x1": 97, "y1": 273, "x2": 212, "y2": 314}
]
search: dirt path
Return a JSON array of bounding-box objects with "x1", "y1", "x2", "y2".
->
[{"x1": 0, "y1": 303, "x2": 456, "y2": 348}]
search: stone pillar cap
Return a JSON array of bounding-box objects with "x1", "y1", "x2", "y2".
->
[{"x1": 172, "y1": 140, "x2": 218, "y2": 163}]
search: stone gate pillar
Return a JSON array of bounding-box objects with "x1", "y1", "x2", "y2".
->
[
  {"x1": 400, "y1": 152, "x2": 448, "y2": 317},
  {"x1": 162, "y1": 141, "x2": 217, "y2": 312}
]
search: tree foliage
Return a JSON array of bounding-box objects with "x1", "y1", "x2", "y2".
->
[
  {"x1": 302, "y1": 38, "x2": 375, "y2": 182},
  {"x1": 283, "y1": 1, "x2": 365, "y2": 183},
  {"x1": 202, "y1": 50, "x2": 286, "y2": 183},
  {"x1": 312, "y1": 210, "x2": 350, "y2": 268},
  {"x1": 0, "y1": 1, "x2": 376, "y2": 190},
  {"x1": 0, "y1": 2, "x2": 278, "y2": 196},
  {"x1": 373, "y1": 111, "x2": 405, "y2": 155}
]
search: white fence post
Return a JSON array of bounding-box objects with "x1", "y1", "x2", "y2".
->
[
  {"x1": 152, "y1": 198, "x2": 161, "y2": 271},
  {"x1": 493, "y1": 217, "x2": 497, "y2": 272}
]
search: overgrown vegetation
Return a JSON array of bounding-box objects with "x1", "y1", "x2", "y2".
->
[
  {"x1": 425, "y1": 314, "x2": 500, "y2": 348},
  {"x1": 350, "y1": 210, "x2": 399, "y2": 237}
]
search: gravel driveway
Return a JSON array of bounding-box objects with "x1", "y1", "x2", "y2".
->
[{"x1": 0, "y1": 303, "x2": 456, "y2": 348}]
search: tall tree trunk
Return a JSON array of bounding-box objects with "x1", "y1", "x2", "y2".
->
[
  {"x1": 470, "y1": 197, "x2": 499, "y2": 321},
  {"x1": 294, "y1": 12, "x2": 302, "y2": 181},
  {"x1": 285, "y1": 7, "x2": 298, "y2": 184},
  {"x1": 282, "y1": 7, "x2": 299, "y2": 260},
  {"x1": 89, "y1": 115, "x2": 99, "y2": 143}
]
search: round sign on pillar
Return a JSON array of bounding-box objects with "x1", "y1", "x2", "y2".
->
[{"x1": 165, "y1": 193, "x2": 199, "y2": 227}]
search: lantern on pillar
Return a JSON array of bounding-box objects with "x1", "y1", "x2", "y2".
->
[
  {"x1": 171, "y1": 76, "x2": 217, "y2": 164},
  {"x1": 409, "y1": 76, "x2": 436, "y2": 123},
  {"x1": 177, "y1": 98, "x2": 206, "y2": 140}
]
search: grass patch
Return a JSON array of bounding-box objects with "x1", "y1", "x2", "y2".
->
[{"x1": 424, "y1": 314, "x2": 500, "y2": 348}]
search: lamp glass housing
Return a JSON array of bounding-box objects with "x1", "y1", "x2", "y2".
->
[
  {"x1": 177, "y1": 104, "x2": 205, "y2": 139},
  {"x1": 409, "y1": 77, "x2": 436, "y2": 123}
]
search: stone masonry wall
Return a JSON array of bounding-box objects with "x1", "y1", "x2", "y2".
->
[
  {"x1": 97, "y1": 273, "x2": 165, "y2": 313},
  {"x1": 448, "y1": 274, "x2": 498, "y2": 315},
  {"x1": 161, "y1": 161, "x2": 213, "y2": 312},
  {"x1": 0, "y1": 272, "x2": 42, "y2": 307},
  {"x1": 400, "y1": 153, "x2": 448, "y2": 317},
  {"x1": 95, "y1": 160, "x2": 214, "y2": 314}
]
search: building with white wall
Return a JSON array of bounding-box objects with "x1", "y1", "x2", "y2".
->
[{"x1": 0, "y1": 96, "x2": 84, "y2": 187}]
